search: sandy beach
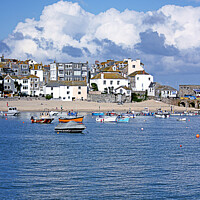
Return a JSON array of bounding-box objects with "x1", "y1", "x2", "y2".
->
[{"x1": 0, "y1": 99, "x2": 196, "y2": 113}]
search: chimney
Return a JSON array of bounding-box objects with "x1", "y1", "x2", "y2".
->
[{"x1": 101, "y1": 73, "x2": 104, "y2": 79}]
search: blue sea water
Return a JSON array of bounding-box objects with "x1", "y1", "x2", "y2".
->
[{"x1": 0, "y1": 112, "x2": 200, "y2": 200}]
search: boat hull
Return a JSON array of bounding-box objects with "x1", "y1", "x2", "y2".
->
[
  {"x1": 59, "y1": 116, "x2": 84, "y2": 123},
  {"x1": 96, "y1": 116, "x2": 117, "y2": 122},
  {"x1": 31, "y1": 118, "x2": 54, "y2": 124},
  {"x1": 92, "y1": 112, "x2": 104, "y2": 116},
  {"x1": 117, "y1": 117, "x2": 130, "y2": 122},
  {"x1": 55, "y1": 121, "x2": 86, "y2": 133}
]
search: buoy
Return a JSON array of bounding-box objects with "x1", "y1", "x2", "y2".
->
[
  {"x1": 196, "y1": 134, "x2": 199, "y2": 138},
  {"x1": 5, "y1": 113, "x2": 7, "y2": 116},
  {"x1": 180, "y1": 145, "x2": 182, "y2": 147},
  {"x1": 188, "y1": 119, "x2": 190, "y2": 122},
  {"x1": 141, "y1": 128, "x2": 144, "y2": 131},
  {"x1": 6, "y1": 118, "x2": 7, "y2": 120},
  {"x1": 57, "y1": 132, "x2": 59, "y2": 134}
]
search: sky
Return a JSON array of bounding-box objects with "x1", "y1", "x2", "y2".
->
[{"x1": 1, "y1": 0, "x2": 200, "y2": 89}]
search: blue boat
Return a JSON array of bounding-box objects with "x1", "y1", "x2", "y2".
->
[
  {"x1": 92, "y1": 112, "x2": 104, "y2": 116},
  {"x1": 116, "y1": 116, "x2": 130, "y2": 122}
]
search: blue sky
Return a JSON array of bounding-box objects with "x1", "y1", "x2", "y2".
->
[{"x1": 1, "y1": 0, "x2": 200, "y2": 88}]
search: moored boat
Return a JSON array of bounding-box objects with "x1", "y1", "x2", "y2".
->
[
  {"x1": 96, "y1": 115, "x2": 117, "y2": 122},
  {"x1": 59, "y1": 115, "x2": 84, "y2": 123},
  {"x1": 177, "y1": 117, "x2": 187, "y2": 121},
  {"x1": 92, "y1": 112, "x2": 104, "y2": 116},
  {"x1": 116, "y1": 116, "x2": 130, "y2": 122},
  {"x1": 31, "y1": 111, "x2": 54, "y2": 123},
  {"x1": 4, "y1": 107, "x2": 20, "y2": 116},
  {"x1": 55, "y1": 121, "x2": 86, "y2": 133}
]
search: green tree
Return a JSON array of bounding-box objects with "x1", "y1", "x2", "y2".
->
[
  {"x1": 91, "y1": 83, "x2": 98, "y2": 91},
  {"x1": 14, "y1": 81, "x2": 22, "y2": 95}
]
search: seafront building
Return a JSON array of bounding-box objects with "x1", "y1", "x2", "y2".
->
[
  {"x1": 44, "y1": 80, "x2": 87, "y2": 101},
  {"x1": 50, "y1": 61, "x2": 88, "y2": 82}
]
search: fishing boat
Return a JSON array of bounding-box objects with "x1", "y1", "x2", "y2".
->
[
  {"x1": 4, "y1": 107, "x2": 20, "y2": 116},
  {"x1": 31, "y1": 111, "x2": 54, "y2": 123},
  {"x1": 121, "y1": 112, "x2": 134, "y2": 118},
  {"x1": 116, "y1": 116, "x2": 130, "y2": 122},
  {"x1": 96, "y1": 115, "x2": 117, "y2": 122},
  {"x1": 59, "y1": 115, "x2": 84, "y2": 123},
  {"x1": 55, "y1": 121, "x2": 86, "y2": 133}
]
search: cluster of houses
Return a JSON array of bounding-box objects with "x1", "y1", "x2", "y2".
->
[{"x1": 0, "y1": 55, "x2": 187, "y2": 102}]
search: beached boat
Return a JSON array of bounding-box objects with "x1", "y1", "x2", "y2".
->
[
  {"x1": 96, "y1": 115, "x2": 117, "y2": 122},
  {"x1": 31, "y1": 111, "x2": 54, "y2": 123},
  {"x1": 59, "y1": 115, "x2": 84, "y2": 123},
  {"x1": 116, "y1": 116, "x2": 130, "y2": 122},
  {"x1": 92, "y1": 112, "x2": 104, "y2": 116},
  {"x1": 55, "y1": 121, "x2": 86, "y2": 133},
  {"x1": 4, "y1": 107, "x2": 20, "y2": 116}
]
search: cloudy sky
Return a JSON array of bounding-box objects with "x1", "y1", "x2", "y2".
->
[{"x1": 1, "y1": 0, "x2": 200, "y2": 88}]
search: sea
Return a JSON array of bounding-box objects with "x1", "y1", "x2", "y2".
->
[{"x1": 0, "y1": 112, "x2": 200, "y2": 200}]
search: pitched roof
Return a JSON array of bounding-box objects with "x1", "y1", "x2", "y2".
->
[
  {"x1": 128, "y1": 70, "x2": 149, "y2": 77},
  {"x1": 91, "y1": 72, "x2": 127, "y2": 80},
  {"x1": 115, "y1": 85, "x2": 131, "y2": 90},
  {"x1": 156, "y1": 85, "x2": 177, "y2": 91}
]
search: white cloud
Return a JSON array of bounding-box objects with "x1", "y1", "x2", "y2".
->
[{"x1": 2, "y1": 1, "x2": 200, "y2": 76}]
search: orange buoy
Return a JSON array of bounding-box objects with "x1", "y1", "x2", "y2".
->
[
  {"x1": 23, "y1": 122, "x2": 24, "y2": 123},
  {"x1": 196, "y1": 134, "x2": 200, "y2": 138},
  {"x1": 57, "y1": 132, "x2": 59, "y2": 134},
  {"x1": 180, "y1": 145, "x2": 182, "y2": 147},
  {"x1": 6, "y1": 118, "x2": 7, "y2": 120}
]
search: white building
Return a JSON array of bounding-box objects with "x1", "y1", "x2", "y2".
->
[
  {"x1": 127, "y1": 58, "x2": 144, "y2": 75},
  {"x1": 128, "y1": 70, "x2": 153, "y2": 92},
  {"x1": 44, "y1": 81, "x2": 87, "y2": 101},
  {"x1": 90, "y1": 72, "x2": 129, "y2": 94},
  {"x1": 19, "y1": 75, "x2": 40, "y2": 96},
  {"x1": 115, "y1": 86, "x2": 131, "y2": 97}
]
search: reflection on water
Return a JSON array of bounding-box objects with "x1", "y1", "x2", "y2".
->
[{"x1": 0, "y1": 113, "x2": 200, "y2": 199}]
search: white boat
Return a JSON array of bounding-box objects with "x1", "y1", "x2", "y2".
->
[
  {"x1": 96, "y1": 115, "x2": 117, "y2": 122},
  {"x1": 4, "y1": 107, "x2": 20, "y2": 116},
  {"x1": 49, "y1": 111, "x2": 59, "y2": 116},
  {"x1": 55, "y1": 121, "x2": 86, "y2": 133},
  {"x1": 177, "y1": 117, "x2": 186, "y2": 121},
  {"x1": 154, "y1": 109, "x2": 170, "y2": 118}
]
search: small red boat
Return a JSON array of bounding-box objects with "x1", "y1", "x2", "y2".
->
[{"x1": 31, "y1": 111, "x2": 54, "y2": 124}]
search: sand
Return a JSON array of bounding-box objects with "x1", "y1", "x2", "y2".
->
[{"x1": 0, "y1": 99, "x2": 196, "y2": 113}]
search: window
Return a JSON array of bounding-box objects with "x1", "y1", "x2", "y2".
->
[
  {"x1": 78, "y1": 86, "x2": 81, "y2": 90},
  {"x1": 35, "y1": 79, "x2": 38, "y2": 82},
  {"x1": 120, "y1": 89, "x2": 123, "y2": 94},
  {"x1": 137, "y1": 77, "x2": 139, "y2": 80},
  {"x1": 67, "y1": 86, "x2": 69, "y2": 89},
  {"x1": 132, "y1": 65, "x2": 135, "y2": 68},
  {"x1": 148, "y1": 77, "x2": 151, "y2": 81},
  {"x1": 78, "y1": 91, "x2": 81, "y2": 95},
  {"x1": 35, "y1": 71, "x2": 37, "y2": 75},
  {"x1": 127, "y1": 91, "x2": 130, "y2": 94},
  {"x1": 67, "y1": 91, "x2": 70, "y2": 94},
  {"x1": 7, "y1": 79, "x2": 10, "y2": 83},
  {"x1": 74, "y1": 71, "x2": 81, "y2": 76},
  {"x1": 51, "y1": 87, "x2": 53, "y2": 90},
  {"x1": 103, "y1": 80, "x2": 106, "y2": 85},
  {"x1": 4, "y1": 86, "x2": 7, "y2": 89},
  {"x1": 35, "y1": 84, "x2": 37, "y2": 87},
  {"x1": 110, "y1": 81, "x2": 113, "y2": 85},
  {"x1": 117, "y1": 81, "x2": 120, "y2": 85},
  {"x1": 23, "y1": 80, "x2": 28, "y2": 84},
  {"x1": 23, "y1": 86, "x2": 28, "y2": 90},
  {"x1": 68, "y1": 96, "x2": 70, "y2": 99}
]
